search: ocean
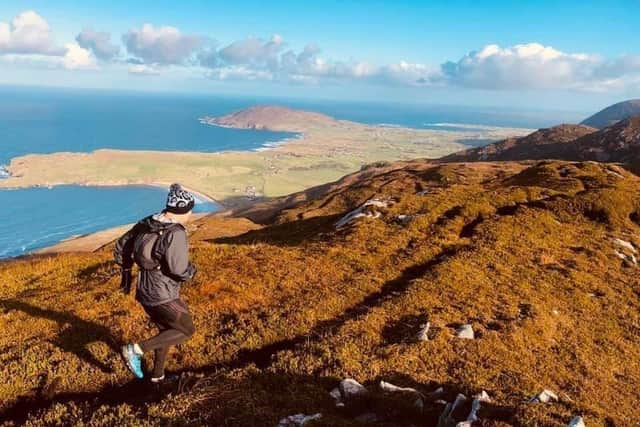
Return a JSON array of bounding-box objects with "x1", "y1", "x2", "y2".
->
[
  {"x1": 0, "y1": 185, "x2": 217, "y2": 258},
  {"x1": 0, "y1": 86, "x2": 586, "y2": 258}
]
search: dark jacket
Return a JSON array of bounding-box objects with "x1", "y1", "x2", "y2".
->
[{"x1": 114, "y1": 214, "x2": 195, "y2": 307}]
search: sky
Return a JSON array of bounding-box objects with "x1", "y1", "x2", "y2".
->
[{"x1": 0, "y1": 0, "x2": 639, "y2": 112}]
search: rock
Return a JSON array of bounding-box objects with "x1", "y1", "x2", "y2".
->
[
  {"x1": 614, "y1": 238, "x2": 637, "y2": 253},
  {"x1": 329, "y1": 387, "x2": 342, "y2": 403},
  {"x1": 529, "y1": 389, "x2": 559, "y2": 403},
  {"x1": 437, "y1": 394, "x2": 467, "y2": 427},
  {"x1": 568, "y1": 416, "x2": 586, "y2": 427},
  {"x1": 466, "y1": 390, "x2": 491, "y2": 422},
  {"x1": 615, "y1": 249, "x2": 638, "y2": 266},
  {"x1": 417, "y1": 321, "x2": 430, "y2": 341},
  {"x1": 379, "y1": 380, "x2": 423, "y2": 396},
  {"x1": 277, "y1": 413, "x2": 322, "y2": 427},
  {"x1": 338, "y1": 378, "x2": 367, "y2": 399},
  {"x1": 424, "y1": 386, "x2": 446, "y2": 402},
  {"x1": 455, "y1": 324, "x2": 474, "y2": 339},
  {"x1": 354, "y1": 412, "x2": 378, "y2": 424},
  {"x1": 335, "y1": 198, "x2": 391, "y2": 229},
  {"x1": 395, "y1": 214, "x2": 413, "y2": 225},
  {"x1": 379, "y1": 380, "x2": 425, "y2": 409}
]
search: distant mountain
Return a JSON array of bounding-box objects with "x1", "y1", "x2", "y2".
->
[
  {"x1": 201, "y1": 105, "x2": 340, "y2": 132},
  {"x1": 581, "y1": 99, "x2": 640, "y2": 129},
  {"x1": 441, "y1": 124, "x2": 597, "y2": 162},
  {"x1": 442, "y1": 115, "x2": 640, "y2": 171}
]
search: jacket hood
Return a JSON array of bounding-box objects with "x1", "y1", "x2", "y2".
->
[{"x1": 139, "y1": 214, "x2": 183, "y2": 233}]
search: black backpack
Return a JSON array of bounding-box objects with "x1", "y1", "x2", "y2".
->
[{"x1": 132, "y1": 224, "x2": 180, "y2": 270}]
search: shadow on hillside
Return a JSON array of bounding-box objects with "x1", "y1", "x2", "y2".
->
[
  {"x1": 76, "y1": 260, "x2": 119, "y2": 283},
  {"x1": 0, "y1": 368, "x2": 516, "y2": 426},
  {"x1": 209, "y1": 214, "x2": 340, "y2": 247},
  {"x1": 228, "y1": 244, "x2": 465, "y2": 370},
  {"x1": 0, "y1": 298, "x2": 119, "y2": 374},
  {"x1": 1, "y1": 245, "x2": 485, "y2": 425}
]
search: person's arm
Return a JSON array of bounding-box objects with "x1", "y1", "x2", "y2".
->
[
  {"x1": 163, "y1": 227, "x2": 196, "y2": 282},
  {"x1": 113, "y1": 222, "x2": 143, "y2": 294},
  {"x1": 114, "y1": 223, "x2": 143, "y2": 268}
]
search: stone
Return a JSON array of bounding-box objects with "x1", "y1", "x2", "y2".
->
[
  {"x1": 417, "y1": 322, "x2": 430, "y2": 341},
  {"x1": 437, "y1": 394, "x2": 468, "y2": 427},
  {"x1": 529, "y1": 389, "x2": 559, "y2": 403},
  {"x1": 455, "y1": 324, "x2": 474, "y2": 339},
  {"x1": 277, "y1": 413, "x2": 322, "y2": 427},
  {"x1": 339, "y1": 378, "x2": 367, "y2": 399},
  {"x1": 568, "y1": 416, "x2": 586, "y2": 427},
  {"x1": 466, "y1": 390, "x2": 491, "y2": 422},
  {"x1": 395, "y1": 214, "x2": 413, "y2": 225},
  {"x1": 379, "y1": 380, "x2": 423, "y2": 396},
  {"x1": 379, "y1": 380, "x2": 424, "y2": 409},
  {"x1": 614, "y1": 238, "x2": 637, "y2": 253},
  {"x1": 335, "y1": 198, "x2": 390, "y2": 229}
]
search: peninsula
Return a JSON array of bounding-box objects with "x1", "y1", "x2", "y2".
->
[{"x1": 0, "y1": 106, "x2": 531, "y2": 208}]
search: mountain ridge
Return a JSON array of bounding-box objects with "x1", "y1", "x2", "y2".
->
[{"x1": 581, "y1": 99, "x2": 640, "y2": 129}]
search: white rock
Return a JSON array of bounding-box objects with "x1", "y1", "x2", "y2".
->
[
  {"x1": 417, "y1": 322, "x2": 430, "y2": 341},
  {"x1": 339, "y1": 378, "x2": 367, "y2": 399},
  {"x1": 277, "y1": 413, "x2": 322, "y2": 427},
  {"x1": 466, "y1": 390, "x2": 491, "y2": 422},
  {"x1": 455, "y1": 324, "x2": 475, "y2": 339},
  {"x1": 529, "y1": 389, "x2": 559, "y2": 403},
  {"x1": 335, "y1": 199, "x2": 389, "y2": 229},
  {"x1": 396, "y1": 214, "x2": 413, "y2": 225},
  {"x1": 438, "y1": 394, "x2": 468, "y2": 427},
  {"x1": 614, "y1": 238, "x2": 637, "y2": 253},
  {"x1": 568, "y1": 416, "x2": 586, "y2": 427},
  {"x1": 379, "y1": 380, "x2": 423, "y2": 396},
  {"x1": 329, "y1": 387, "x2": 342, "y2": 402},
  {"x1": 380, "y1": 380, "x2": 425, "y2": 410}
]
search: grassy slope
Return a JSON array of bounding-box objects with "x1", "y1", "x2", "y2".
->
[{"x1": 1, "y1": 160, "x2": 640, "y2": 426}]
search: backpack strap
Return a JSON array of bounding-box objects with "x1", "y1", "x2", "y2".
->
[{"x1": 151, "y1": 223, "x2": 185, "y2": 267}]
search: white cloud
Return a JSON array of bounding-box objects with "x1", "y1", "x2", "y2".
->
[
  {"x1": 218, "y1": 34, "x2": 284, "y2": 69},
  {"x1": 439, "y1": 42, "x2": 640, "y2": 91},
  {"x1": 0, "y1": 10, "x2": 63, "y2": 55},
  {"x1": 128, "y1": 63, "x2": 160, "y2": 75},
  {"x1": 76, "y1": 28, "x2": 119, "y2": 61},
  {"x1": 206, "y1": 65, "x2": 274, "y2": 81},
  {"x1": 63, "y1": 43, "x2": 97, "y2": 70},
  {"x1": 123, "y1": 24, "x2": 202, "y2": 65}
]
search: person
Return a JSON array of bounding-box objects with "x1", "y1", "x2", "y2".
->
[{"x1": 114, "y1": 183, "x2": 198, "y2": 382}]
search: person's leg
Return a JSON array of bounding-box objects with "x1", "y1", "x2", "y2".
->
[{"x1": 136, "y1": 300, "x2": 195, "y2": 380}]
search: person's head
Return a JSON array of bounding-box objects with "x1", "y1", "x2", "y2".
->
[{"x1": 164, "y1": 183, "x2": 195, "y2": 224}]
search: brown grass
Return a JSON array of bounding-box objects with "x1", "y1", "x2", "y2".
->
[{"x1": 1, "y1": 159, "x2": 639, "y2": 426}]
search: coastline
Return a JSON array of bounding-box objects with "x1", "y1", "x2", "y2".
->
[{"x1": 0, "y1": 106, "x2": 534, "y2": 257}]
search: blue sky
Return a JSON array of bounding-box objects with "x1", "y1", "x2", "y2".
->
[{"x1": 0, "y1": 1, "x2": 638, "y2": 111}]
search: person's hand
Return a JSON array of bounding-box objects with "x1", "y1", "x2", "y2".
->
[{"x1": 120, "y1": 268, "x2": 133, "y2": 294}]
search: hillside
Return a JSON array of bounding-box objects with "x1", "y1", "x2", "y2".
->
[
  {"x1": 581, "y1": 99, "x2": 640, "y2": 129},
  {"x1": 1, "y1": 158, "x2": 640, "y2": 426},
  {"x1": 440, "y1": 124, "x2": 596, "y2": 162},
  {"x1": 201, "y1": 105, "x2": 340, "y2": 132},
  {"x1": 442, "y1": 115, "x2": 640, "y2": 171}
]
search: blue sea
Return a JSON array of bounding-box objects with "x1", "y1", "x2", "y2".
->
[{"x1": 0, "y1": 86, "x2": 586, "y2": 258}]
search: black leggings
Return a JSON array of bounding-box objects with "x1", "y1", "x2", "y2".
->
[{"x1": 139, "y1": 299, "x2": 195, "y2": 378}]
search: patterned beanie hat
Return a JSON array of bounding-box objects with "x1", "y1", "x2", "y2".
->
[{"x1": 166, "y1": 183, "x2": 195, "y2": 214}]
